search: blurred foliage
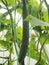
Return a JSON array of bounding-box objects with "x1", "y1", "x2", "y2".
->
[{"x1": 0, "y1": 0, "x2": 49, "y2": 65}]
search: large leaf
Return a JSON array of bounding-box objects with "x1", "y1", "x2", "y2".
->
[{"x1": 25, "y1": 15, "x2": 49, "y2": 27}]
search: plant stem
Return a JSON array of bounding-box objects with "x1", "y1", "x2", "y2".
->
[
  {"x1": 35, "y1": 38, "x2": 47, "y2": 65},
  {"x1": 18, "y1": 0, "x2": 29, "y2": 65}
]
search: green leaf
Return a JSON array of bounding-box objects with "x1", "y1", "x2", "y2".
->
[
  {"x1": 43, "y1": 10, "x2": 48, "y2": 22},
  {"x1": 28, "y1": 0, "x2": 39, "y2": 17},
  {"x1": 17, "y1": 8, "x2": 22, "y2": 14},
  {"x1": 1, "y1": 18, "x2": 11, "y2": 25},
  {"x1": 0, "y1": 23, "x2": 9, "y2": 31},
  {"x1": 16, "y1": 27, "x2": 22, "y2": 47},
  {"x1": 0, "y1": 40, "x2": 10, "y2": 49},
  {"x1": 7, "y1": 0, "x2": 15, "y2": 6},
  {"x1": 0, "y1": 40, "x2": 14, "y2": 53},
  {"x1": 5, "y1": 30, "x2": 12, "y2": 41},
  {"x1": 25, "y1": 15, "x2": 49, "y2": 27},
  {"x1": 1, "y1": 0, "x2": 18, "y2": 6},
  {"x1": 27, "y1": 36, "x2": 46, "y2": 61},
  {"x1": 27, "y1": 39, "x2": 39, "y2": 60},
  {"x1": 40, "y1": 33, "x2": 49, "y2": 44},
  {"x1": 40, "y1": 33, "x2": 46, "y2": 44},
  {"x1": 16, "y1": 26, "x2": 22, "y2": 41}
]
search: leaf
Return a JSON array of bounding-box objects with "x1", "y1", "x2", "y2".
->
[
  {"x1": 0, "y1": 40, "x2": 14, "y2": 53},
  {"x1": 40, "y1": 33, "x2": 49, "y2": 44},
  {"x1": 5, "y1": 30, "x2": 12, "y2": 41},
  {"x1": 43, "y1": 10, "x2": 48, "y2": 22},
  {"x1": 0, "y1": 40, "x2": 10, "y2": 49},
  {"x1": 7, "y1": 0, "x2": 15, "y2": 6},
  {"x1": 1, "y1": 0, "x2": 18, "y2": 6},
  {"x1": 0, "y1": 23, "x2": 9, "y2": 31},
  {"x1": 33, "y1": 26, "x2": 42, "y2": 33},
  {"x1": 16, "y1": 27, "x2": 22, "y2": 47},
  {"x1": 16, "y1": 26, "x2": 22, "y2": 41},
  {"x1": 40, "y1": 33, "x2": 47, "y2": 45},
  {"x1": 1, "y1": 18, "x2": 11, "y2": 25},
  {"x1": 25, "y1": 15, "x2": 49, "y2": 27},
  {"x1": 27, "y1": 39, "x2": 39, "y2": 60},
  {"x1": 28, "y1": 0, "x2": 39, "y2": 17},
  {"x1": 17, "y1": 8, "x2": 22, "y2": 14}
]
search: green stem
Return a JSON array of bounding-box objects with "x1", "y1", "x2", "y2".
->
[
  {"x1": 35, "y1": 38, "x2": 47, "y2": 65},
  {"x1": 18, "y1": 0, "x2": 29, "y2": 65}
]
